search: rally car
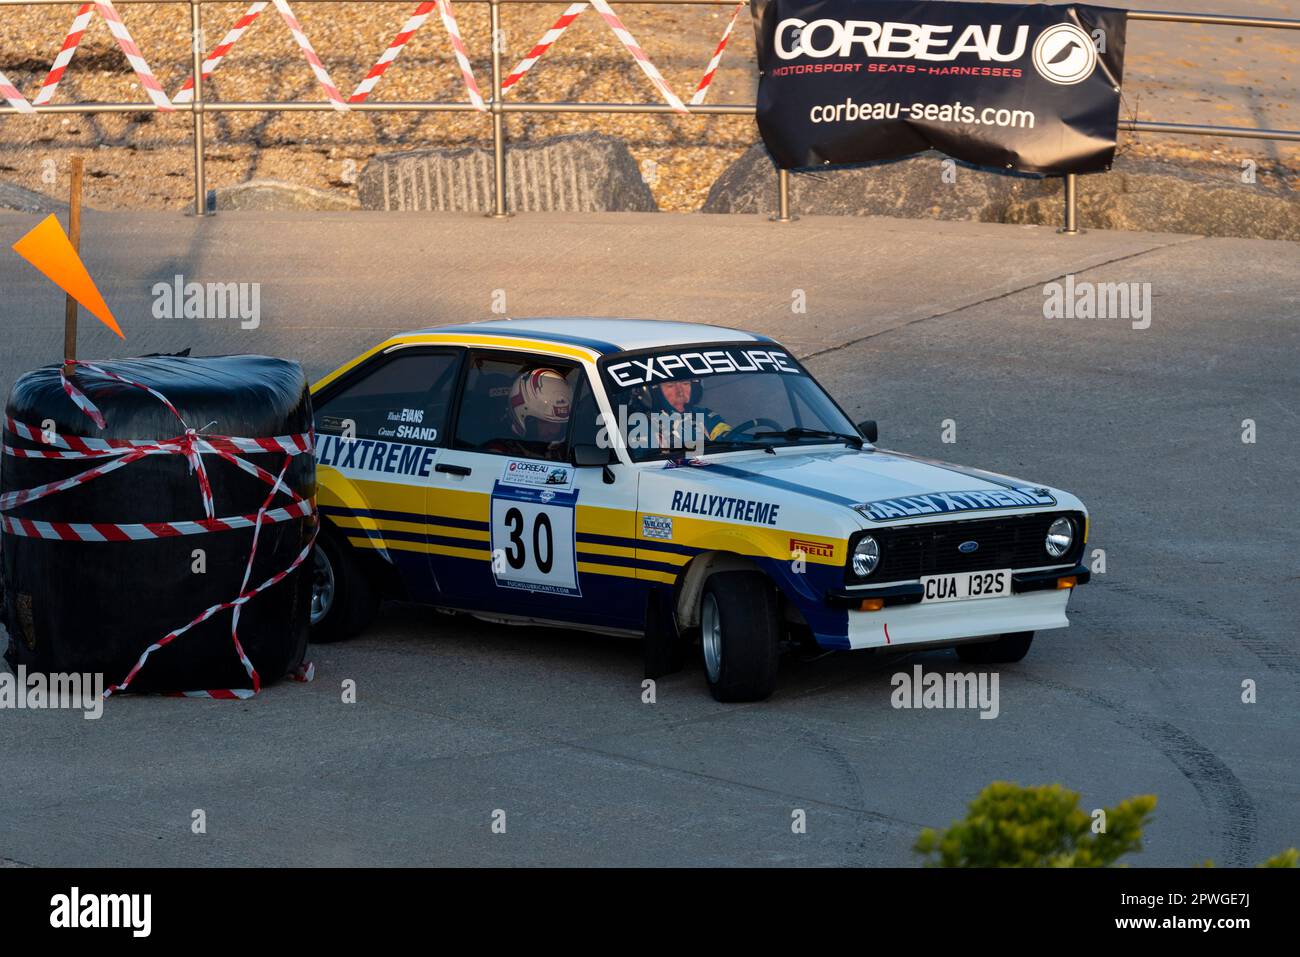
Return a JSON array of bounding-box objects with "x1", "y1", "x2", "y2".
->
[{"x1": 308, "y1": 318, "x2": 1090, "y2": 702}]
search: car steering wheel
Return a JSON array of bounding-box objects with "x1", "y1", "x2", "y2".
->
[{"x1": 720, "y1": 417, "x2": 783, "y2": 439}]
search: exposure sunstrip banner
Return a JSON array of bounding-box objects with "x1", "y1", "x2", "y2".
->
[{"x1": 752, "y1": 0, "x2": 1127, "y2": 174}]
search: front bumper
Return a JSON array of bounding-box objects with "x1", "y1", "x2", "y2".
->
[
  {"x1": 840, "y1": 587, "x2": 1073, "y2": 651},
  {"x1": 819, "y1": 564, "x2": 1088, "y2": 652}
]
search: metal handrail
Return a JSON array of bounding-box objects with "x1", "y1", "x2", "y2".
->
[{"x1": 0, "y1": 0, "x2": 1296, "y2": 228}]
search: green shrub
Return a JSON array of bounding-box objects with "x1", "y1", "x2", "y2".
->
[{"x1": 914, "y1": 781, "x2": 1156, "y2": 867}]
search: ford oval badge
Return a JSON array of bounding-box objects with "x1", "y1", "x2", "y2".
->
[{"x1": 958, "y1": 540, "x2": 980, "y2": 554}]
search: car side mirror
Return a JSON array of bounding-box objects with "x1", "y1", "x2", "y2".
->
[
  {"x1": 857, "y1": 419, "x2": 878, "y2": 444},
  {"x1": 571, "y1": 443, "x2": 616, "y2": 483}
]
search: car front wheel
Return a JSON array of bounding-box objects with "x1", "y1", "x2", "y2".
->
[
  {"x1": 310, "y1": 528, "x2": 379, "y2": 643},
  {"x1": 700, "y1": 571, "x2": 779, "y2": 702},
  {"x1": 954, "y1": 631, "x2": 1034, "y2": 664}
]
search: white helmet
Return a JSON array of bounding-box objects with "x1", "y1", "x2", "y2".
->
[{"x1": 509, "y1": 367, "x2": 572, "y2": 437}]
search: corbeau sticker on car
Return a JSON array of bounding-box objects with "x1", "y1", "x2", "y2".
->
[
  {"x1": 857, "y1": 487, "x2": 1057, "y2": 521},
  {"x1": 500, "y1": 459, "x2": 574, "y2": 491}
]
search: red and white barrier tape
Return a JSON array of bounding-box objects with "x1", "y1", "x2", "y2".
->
[
  {"x1": 173, "y1": 1, "x2": 268, "y2": 105},
  {"x1": 0, "y1": 501, "x2": 313, "y2": 542},
  {"x1": 350, "y1": 1, "x2": 439, "y2": 104},
  {"x1": 22, "y1": 1, "x2": 171, "y2": 110},
  {"x1": 97, "y1": 1, "x2": 174, "y2": 111},
  {"x1": 589, "y1": 0, "x2": 687, "y2": 113},
  {"x1": 103, "y1": 457, "x2": 318, "y2": 699},
  {"x1": 4, "y1": 415, "x2": 310, "y2": 458},
  {"x1": 272, "y1": 0, "x2": 349, "y2": 110},
  {"x1": 32, "y1": 3, "x2": 94, "y2": 106},
  {"x1": 0, "y1": 69, "x2": 35, "y2": 113},
  {"x1": 436, "y1": 0, "x2": 486, "y2": 111},
  {"x1": 690, "y1": 1, "x2": 745, "y2": 106},
  {"x1": 10, "y1": 0, "x2": 723, "y2": 116},
  {"x1": 0, "y1": 360, "x2": 316, "y2": 698},
  {"x1": 500, "y1": 2, "x2": 587, "y2": 95},
  {"x1": 167, "y1": 659, "x2": 313, "y2": 699}
]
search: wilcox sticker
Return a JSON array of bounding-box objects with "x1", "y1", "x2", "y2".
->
[{"x1": 642, "y1": 515, "x2": 674, "y2": 540}]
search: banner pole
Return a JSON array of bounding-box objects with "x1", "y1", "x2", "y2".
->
[
  {"x1": 772, "y1": 167, "x2": 793, "y2": 223},
  {"x1": 1060, "y1": 172, "x2": 1079, "y2": 235},
  {"x1": 62, "y1": 155, "x2": 84, "y2": 376}
]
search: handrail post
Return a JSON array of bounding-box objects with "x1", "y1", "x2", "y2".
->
[
  {"x1": 489, "y1": 0, "x2": 508, "y2": 218},
  {"x1": 191, "y1": 0, "x2": 207, "y2": 216}
]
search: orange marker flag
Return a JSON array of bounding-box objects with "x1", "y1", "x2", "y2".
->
[{"x1": 11, "y1": 214, "x2": 124, "y2": 339}]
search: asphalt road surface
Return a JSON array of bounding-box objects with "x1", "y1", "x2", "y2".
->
[{"x1": 0, "y1": 211, "x2": 1295, "y2": 866}]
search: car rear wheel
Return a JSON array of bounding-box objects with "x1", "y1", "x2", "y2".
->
[
  {"x1": 955, "y1": 631, "x2": 1034, "y2": 664},
  {"x1": 700, "y1": 571, "x2": 779, "y2": 702},
  {"x1": 310, "y1": 527, "x2": 378, "y2": 644}
]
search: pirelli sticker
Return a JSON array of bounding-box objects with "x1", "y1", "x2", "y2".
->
[
  {"x1": 790, "y1": 537, "x2": 835, "y2": 559},
  {"x1": 858, "y1": 487, "x2": 1056, "y2": 521}
]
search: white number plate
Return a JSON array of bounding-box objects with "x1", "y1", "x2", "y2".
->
[{"x1": 920, "y1": 568, "x2": 1011, "y2": 603}]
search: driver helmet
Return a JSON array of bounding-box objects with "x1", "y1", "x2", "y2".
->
[{"x1": 509, "y1": 367, "x2": 572, "y2": 440}]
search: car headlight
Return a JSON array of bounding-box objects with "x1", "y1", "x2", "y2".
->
[
  {"x1": 851, "y1": 536, "x2": 880, "y2": 577},
  {"x1": 1046, "y1": 517, "x2": 1074, "y2": 559}
]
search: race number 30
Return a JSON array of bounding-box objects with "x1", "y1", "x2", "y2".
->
[{"x1": 490, "y1": 487, "x2": 579, "y2": 596}]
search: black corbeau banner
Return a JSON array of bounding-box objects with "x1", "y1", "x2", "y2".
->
[{"x1": 752, "y1": 0, "x2": 1127, "y2": 174}]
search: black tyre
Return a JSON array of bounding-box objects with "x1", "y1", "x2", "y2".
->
[
  {"x1": 699, "y1": 571, "x2": 779, "y2": 702},
  {"x1": 310, "y1": 527, "x2": 379, "y2": 643},
  {"x1": 955, "y1": 631, "x2": 1034, "y2": 664}
]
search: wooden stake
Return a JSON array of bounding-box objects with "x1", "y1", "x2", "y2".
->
[{"x1": 63, "y1": 156, "x2": 84, "y2": 376}]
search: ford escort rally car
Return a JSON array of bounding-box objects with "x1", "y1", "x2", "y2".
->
[{"x1": 308, "y1": 318, "x2": 1090, "y2": 702}]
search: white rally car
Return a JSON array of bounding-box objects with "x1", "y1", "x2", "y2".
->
[{"x1": 309, "y1": 318, "x2": 1090, "y2": 701}]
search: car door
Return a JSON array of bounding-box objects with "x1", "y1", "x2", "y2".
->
[
  {"x1": 313, "y1": 346, "x2": 463, "y2": 604},
  {"x1": 426, "y1": 350, "x2": 642, "y2": 630}
]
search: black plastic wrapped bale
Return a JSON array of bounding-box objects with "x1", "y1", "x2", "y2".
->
[{"x1": 1, "y1": 356, "x2": 316, "y2": 694}]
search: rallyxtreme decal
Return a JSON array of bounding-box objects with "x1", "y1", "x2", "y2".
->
[
  {"x1": 315, "y1": 434, "x2": 437, "y2": 479},
  {"x1": 857, "y1": 487, "x2": 1057, "y2": 521},
  {"x1": 606, "y1": 347, "x2": 802, "y2": 388},
  {"x1": 671, "y1": 490, "x2": 782, "y2": 526}
]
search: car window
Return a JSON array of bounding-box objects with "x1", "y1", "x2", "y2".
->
[
  {"x1": 570, "y1": 373, "x2": 603, "y2": 449},
  {"x1": 599, "y1": 343, "x2": 857, "y2": 461},
  {"x1": 452, "y1": 352, "x2": 582, "y2": 462},
  {"x1": 316, "y1": 350, "x2": 460, "y2": 446}
]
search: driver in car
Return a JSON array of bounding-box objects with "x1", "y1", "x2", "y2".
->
[{"x1": 653, "y1": 379, "x2": 732, "y2": 451}]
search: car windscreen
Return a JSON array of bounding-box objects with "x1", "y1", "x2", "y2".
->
[{"x1": 598, "y1": 343, "x2": 859, "y2": 461}]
